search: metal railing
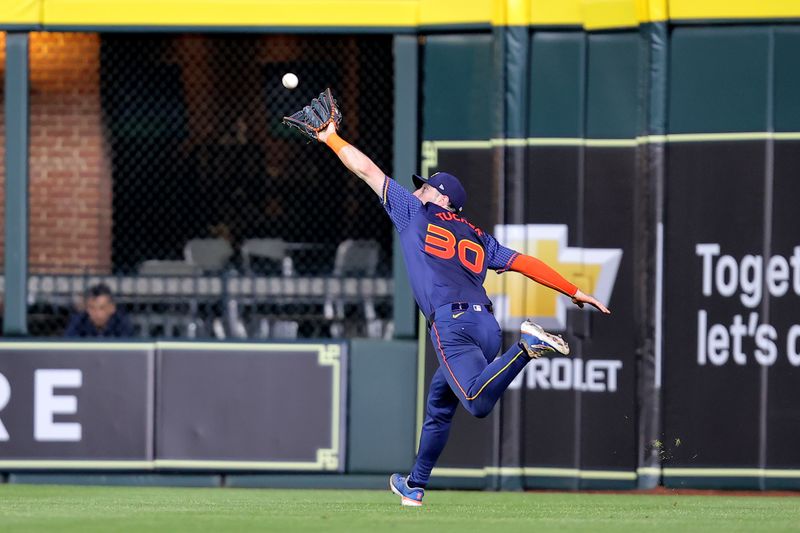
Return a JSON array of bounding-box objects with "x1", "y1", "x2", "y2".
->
[{"x1": 9, "y1": 272, "x2": 393, "y2": 340}]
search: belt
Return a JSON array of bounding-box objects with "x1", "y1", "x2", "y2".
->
[{"x1": 429, "y1": 302, "x2": 493, "y2": 324}]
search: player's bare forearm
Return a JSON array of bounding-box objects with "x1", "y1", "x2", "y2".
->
[
  {"x1": 318, "y1": 123, "x2": 385, "y2": 196},
  {"x1": 335, "y1": 145, "x2": 386, "y2": 196},
  {"x1": 571, "y1": 289, "x2": 611, "y2": 314}
]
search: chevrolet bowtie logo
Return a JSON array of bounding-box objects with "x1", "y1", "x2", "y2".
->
[{"x1": 484, "y1": 224, "x2": 622, "y2": 331}]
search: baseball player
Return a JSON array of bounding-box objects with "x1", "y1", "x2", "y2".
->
[{"x1": 284, "y1": 90, "x2": 610, "y2": 507}]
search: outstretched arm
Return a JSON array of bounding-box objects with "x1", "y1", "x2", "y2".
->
[
  {"x1": 318, "y1": 123, "x2": 386, "y2": 197},
  {"x1": 509, "y1": 254, "x2": 611, "y2": 314},
  {"x1": 570, "y1": 288, "x2": 610, "y2": 313}
]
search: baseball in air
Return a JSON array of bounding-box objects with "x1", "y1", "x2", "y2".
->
[{"x1": 282, "y1": 72, "x2": 299, "y2": 90}]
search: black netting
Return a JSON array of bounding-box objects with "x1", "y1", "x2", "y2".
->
[{"x1": 23, "y1": 33, "x2": 395, "y2": 339}]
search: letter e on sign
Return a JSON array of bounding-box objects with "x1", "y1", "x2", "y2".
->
[{"x1": 35, "y1": 369, "x2": 82, "y2": 442}]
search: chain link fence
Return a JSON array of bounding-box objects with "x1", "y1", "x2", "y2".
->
[{"x1": 14, "y1": 32, "x2": 396, "y2": 339}]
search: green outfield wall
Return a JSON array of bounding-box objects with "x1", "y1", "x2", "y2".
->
[
  {"x1": 3, "y1": 0, "x2": 800, "y2": 491},
  {"x1": 417, "y1": 20, "x2": 800, "y2": 491}
]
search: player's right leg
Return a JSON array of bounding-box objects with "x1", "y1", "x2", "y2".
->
[
  {"x1": 431, "y1": 313, "x2": 569, "y2": 418},
  {"x1": 430, "y1": 312, "x2": 517, "y2": 417}
]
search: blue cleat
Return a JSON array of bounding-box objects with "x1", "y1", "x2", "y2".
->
[
  {"x1": 519, "y1": 320, "x2": 570, "y2": 358},
  {"x1": 389, "y1": 474, "x2": 424, "y2": 507}
]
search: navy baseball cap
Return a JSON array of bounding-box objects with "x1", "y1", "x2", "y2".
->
[{"x1": 412, "y1": 172, "x2": 467, "y2": 213}]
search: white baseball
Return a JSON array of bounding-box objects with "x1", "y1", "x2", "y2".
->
[{"x1": 282, "y1": 72, "x2": 299, "y2": 90}]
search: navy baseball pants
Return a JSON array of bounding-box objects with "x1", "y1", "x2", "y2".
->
[{"x1": 408, "y1": 303, "x2": 531, "y2": 487}]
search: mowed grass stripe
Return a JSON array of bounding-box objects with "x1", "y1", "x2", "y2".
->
[{"x1": 0, "y1": 485, "x2": 798, "y2": 533}]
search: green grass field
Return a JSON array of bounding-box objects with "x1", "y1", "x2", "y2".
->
[{"x1": 1, "y1": 485, "x2": 799, "y2": 532}]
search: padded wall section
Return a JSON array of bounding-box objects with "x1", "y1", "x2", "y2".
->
[
  {"x1": 586, "y1": 33, "x2": 639, "y2": 139},
  {"x1": 578, "y1": 32, "x2": 638, "y2": 480},
  {"x1": 774, "y1": 28, "x2": 800, "y2": 132},
  {"x1": 422, "y1": 23, "x2": 800, "y2": 491},
  {"x1": 347, "y1": 339, "x2": 418, "y2": 473},
  {"x1": 521, "y1": 31, "x2": 639, "y2": 487},
  {"x1": 528, "y1": 32, "x2": 585, "y2": 138},
  {"x1": 423, "y1": 34, "x2": 493, "y2": 141},
  {"x1": 766, "y1": 29, "x2": 800, "y2": 484},
  {"x1": 669, "y1": 27, "x2": 770, "y2": 133},
  {"x1": 664, "y1": 142, "x2": 766, "y2": 472},
  {"x1": 523, "y1": 32, "x2": 586, "y2": 484},
  {"x1": 418, "y1": 34, "x2": 497, "y2": 485},
  {"x1": 662, "y1": 25, "x2": 792, "y2": 488}
]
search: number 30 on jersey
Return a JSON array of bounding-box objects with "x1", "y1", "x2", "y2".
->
[{"x1": 424, "y1": 223, "x2": 485, "y2": 273}]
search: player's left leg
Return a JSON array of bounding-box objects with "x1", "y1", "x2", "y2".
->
[
  {"x1": 390, "y1": 368, "x2": 457, "y2": 506},
  {"x1": 411, "y1": 368, "x2": 458, "y2": 482}
]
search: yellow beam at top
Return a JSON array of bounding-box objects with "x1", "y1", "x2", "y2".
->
[
  {"x1": 581, "y1": 0, "x2": 668, "y2": 30},
  {"x1": 419, "y1": 0, "x2": 494, "y2": 26},
  {"x1": 1, "y1": 0, "x2": 41, "y2": 25},
  {"x1": 529, "y1": 0, "x2": 583, "y2": 25},
  {"x1": 1, "y1": 0, "x2": 798, "y2": 30},
  {"x1": 670, "y1": 0, "x2": 800, "y2": 21},
  {"x1": 42, "y1": 0, "x2": 421, "y2": 28},
  {"x1": 494, "y1": 0, "x2": 531, "y2": 26}
]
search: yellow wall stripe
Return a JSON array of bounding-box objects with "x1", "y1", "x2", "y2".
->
[
  {"x1": 664, "y1": 467, "x2": 800, "y2": 478},
  {"x1": 670, "y1": 0, "x2": 800, "y2": 21},
  {"x1": 425, "y1": 133, "x2": 800, "y2": 151},
  {"x1": 582, "y1": 0, "x2": 639, "y2": 30},
  {"x1": 0, "y1": 460, "x2": 154, "y2": 469},
  {"x1": 434, "y1": 466, "x2": 800, "y2": 480},
  {"x1": 420, "y1": 0, "x2": 493, "y2": 26},
  {"x1": 154, "y1": 459, "x2": 331, "y2": 470},
  {"x1": 639, "y1": 0, "x2": 669, "y2": 23},
  {"x1": 636, "y1": 466, "x2": 662, "y2": 476},
  {"x1": 3, "y1": 0, "x2": 797, "y2": 29},
  {"x1": 500, "y1": 0, "x2": 532, "y2": 26},
  {"x1": 581, "y1": 0, "x2": 668, "y2": 29},
  {"x1": 42, "y1": 0, "x2": 420, "y2": 27},
  {"x1": 1, "y1": 0, "x2": 41, "y2": 24},
  {"x1": 524, "y1": 467, "x2": 580, "y2": 477},
  {"x1": 530, "y1": 0, "x2": 583, "y2": 25},
  {"x1": 581, "y1": 470, "x2": 637, "y2": 480},
  {"x1": 432, "y1": 466, "x2": 639, "y2": 479},
  {"x1": 431, "y1": 467, "x2": 488, "y2": 478}
]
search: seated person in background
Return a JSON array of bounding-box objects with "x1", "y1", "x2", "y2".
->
[{"x1": 64, "y1": 283, "x2": 134, "y2": 338}]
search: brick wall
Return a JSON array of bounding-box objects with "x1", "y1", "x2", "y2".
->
[{"x1": 0, "y1": 32, "x2": 112, "y2": 274}]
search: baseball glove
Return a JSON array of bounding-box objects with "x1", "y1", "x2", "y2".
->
[{"x1": 282, "y1": 88, "x2": 342, "y2": 140}]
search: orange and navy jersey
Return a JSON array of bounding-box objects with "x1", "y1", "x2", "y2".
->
[{"x1": 380, "y1": 176, "x2": 518, "y2": 319}]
